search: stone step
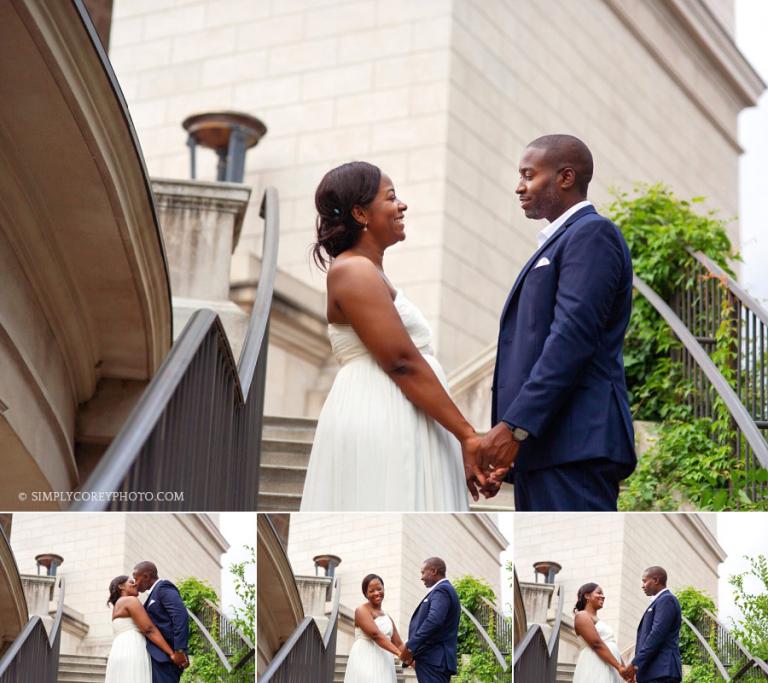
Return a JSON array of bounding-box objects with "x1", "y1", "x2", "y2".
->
[
  {"x1": 259, "y1": 462, "x2": 307, "y2": 495},
  {"x1": 258, "y1": 491, "x2": 302, "y2": 511},
  {"x1": 57, "y1": 654, "x2": 108, "y2": 683},
  {"x1": 262, "y1": 415, "x2": 317, "y2": 442},
  {"x1": 556, "y1": 661, "x2": 576, "y2": 683},
  {"x1": 260, "y1": 438, "x2": 312, "y2": 467}
]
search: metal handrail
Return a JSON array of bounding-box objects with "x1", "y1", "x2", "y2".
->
[
  {"x1": 460, "y1": 605, "x2": 508, "y2": 671},
  {"x1": 690, "y1": 251, "x2": 768, "y2": 329},
  {"x1": 546, "y1": 585, "x2": 564, "y2": 656},
  {"x1": 699, "y1": 608, "x2": 768, "y2": 679},
  {"x1": 0, "y1": 576, "x2": 64, "y2": 682},
  {"x1": 72, "y1": 187, "x2": 279, "y2": 511},
  {"x1": 513, "y1": 582, "x2": 563, "y2": 683},
  {"x1": 682, "y1": 614, "x2": 731, "y2": 681},
  {"x1": 634, "y1": 274, "x2": 768, "y2": 469},
  {"x1": 187, "y1": 609, "x2": 234, "y2": 672},
  {"x1": 258, "y1": 575, "x2": 340, "y2": 682}
]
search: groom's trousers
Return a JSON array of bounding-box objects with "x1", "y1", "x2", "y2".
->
[
  {"x1": 414, "y1": 662, "x2": 452, "y2": 683},
  {"x1": 513, "y1": 458, "x2": 628, "y2": 511},
  {"x1": 641, "y1": 678, "x2": 681, "y2": 683},
  {"x1": 151, "y1": 658, "x2": 182, "y2": 683}
]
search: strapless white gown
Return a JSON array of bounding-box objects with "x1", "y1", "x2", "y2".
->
[
  {"x1": 573, "y1": 620, "x2": 624, "y2": 683},
  {"x1": 104, "y1": 617, "x2": 152, "y2": 683},
  {"x1": 344, "y1": 614, "x2": 397, "y2": 683},
  {"x1": 300, "y1": 289, "x2": 469, "y2": 511}
]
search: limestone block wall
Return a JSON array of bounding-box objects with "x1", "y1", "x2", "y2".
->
[
  {"x1": 514, "y1": 513, "x2": 724, "y2": 656},
  {"x1": 108, "y1": 0, "x2": 756, "y2": 378},
  {"x1": 515, "y1": 513, "x2": 627, "y2": 650},
  {"x1": 286, "y1": 512, "x2": 507, "y2": 650},
  {"x1": 9, "y1": 513, "x2": 226, "y2": 656}
]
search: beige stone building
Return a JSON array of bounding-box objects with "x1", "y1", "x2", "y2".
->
[
  {"x1": 106, "y1": 0, "x2": 764, "y2": 421},
  {"x1": 514, "y1": 512, "x2": 727, "y2": 664},
  {"x1": 8, "y1": 512, "x2": 228, "y2": 657},
  {"x1": 276, "y1": 512, "x2": 508, "y2": 657}
]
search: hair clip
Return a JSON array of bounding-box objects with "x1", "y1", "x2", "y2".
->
[{"x1": 333, "y1": 208, "x2": 341, "y2": 216}]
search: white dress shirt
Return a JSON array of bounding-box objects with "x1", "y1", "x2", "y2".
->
[
  {"x1": 145, "y1": 578, "x2": 165, "y2": 603},
  {"x1": 649, "y1": 587, "x2": 669, "y2": 604},
  {"x1": 537, "y1": 200, "x2": 593, "y2": 247}
]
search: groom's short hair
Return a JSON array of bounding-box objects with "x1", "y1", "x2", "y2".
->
[
  {"x1": 526, "y1": 134, "x2": 594, "y2": 194},
  {"x1": 134, "y1": 561, "x2": 158, "y2": 578},
  {"x1": 424, "y1": 557, "x2": 446, "y2": 577},
  {"x1": 643, "y1": 566, "x2": 667, "y2": 586}
]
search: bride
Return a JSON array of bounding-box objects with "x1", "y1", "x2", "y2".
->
[
  {"x1": 300, "y1": 161, "x2": 491, "y2": 512},
  {"x1": 573, "y1": 582, "x2": 632, "y2": 683},
  {"x1": 105, "y1": 575, "x2": 177, "y2": 682},
  {"x1": 344, "y1": 574, "x2": 403, "y2": 682}
]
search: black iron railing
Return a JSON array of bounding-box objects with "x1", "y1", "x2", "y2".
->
[
  {"x1": 460, "y1": 603, "x2": 509, "y2": 674},
  {"x1": 674, "y1": 251, "x2": 768, "y2": 501},
  {"x1": 72, "y1": 187, "x2": 279, "y2": 511},
  {"x1": 188, "y1": 599, "x2": 254, "y2": 681},
  {"x1": 634, "y1": 273, "x2": 768, "y2": 505},
  {"x1": 683, "y1": 609, "x2": 768, "y2": 681},
  {"x1": 513, "y1": 583, "x2": 564, "y2": 683},
  {"x1": 258, "y1": 576, "x2": 340, "y2": 683},
  {"x1": 0, "y1": 576, "x2": 64, "y2": 682}
]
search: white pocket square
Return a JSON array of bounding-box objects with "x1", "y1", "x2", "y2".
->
[
  {"x1": 534, "y1": 257, "x2": 550, "y2": 269},
  {"x1": 148, "y1": 599, "x2": 157, "y2": 606}
]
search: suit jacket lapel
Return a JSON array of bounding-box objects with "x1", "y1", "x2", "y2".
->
[{"x1": 499, "y1": 205, "x2": 597, "y2": 324}]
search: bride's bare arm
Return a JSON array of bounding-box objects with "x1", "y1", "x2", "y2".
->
[
  {"x1": 121, "y1": 597, "x2": 175, "y2": 659},
  {"x1": 355, "y1": 607, "x2": 401, "y2": 657},
  {"x1": 574, "y1": 612, "x2": 624, "y2": 673},
  {"x1": 328, "y1": 258, "x2": 486, "y2": 494}
]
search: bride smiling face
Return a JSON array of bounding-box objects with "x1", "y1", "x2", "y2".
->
[
  {"x1": 364, "y1": 577, "x2": 385, "y2": 609},
  {"x1": 585, "y1": 585, "x2": 606, "y2": 612},
  {"x1": 121, "y1": 577, "x2": 139, "y2": 598}
]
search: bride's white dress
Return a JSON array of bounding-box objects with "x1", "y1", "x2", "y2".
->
[
  {"x1": 573, "y1": 619, "x2": 624, "y2": 683},
  {"x1": 104, "y1": 617, "x2": 152, "y2": 683},
  {"x1": 344, "y1": 614, "x2": 397, "y2": 683},
  {"x1": 300, "y1": 289, "x2": 469, "y2": 511}
]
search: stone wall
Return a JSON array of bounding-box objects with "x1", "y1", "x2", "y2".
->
[{"x1": 9, "y1": 513, "x2": 227, "y2": 656}]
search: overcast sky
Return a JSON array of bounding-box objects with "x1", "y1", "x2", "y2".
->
[
  {"x1": 218, "y1": 513, "x2": 255, "y2": 618},
  {"x1": 735, "y1": 0, "x2": 768, "y2": 303}
]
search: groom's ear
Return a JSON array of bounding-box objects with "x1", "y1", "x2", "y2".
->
[{"x1": 559, "y1": 167, "x2": 576, "y2": 190}]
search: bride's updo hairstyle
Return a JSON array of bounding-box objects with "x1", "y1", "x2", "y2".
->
[
  {"x1": 312, "y1": 161, "x2": 382, "y2": 270},
  {"x1": 574, "y1": 582, "x2": 599, "y2": 613},
  {"x1": 362, "y1": 573, "x2": 384, "y2": 596},
  {"x1": 108, "y1": 575, "x2": 130, "y2": 607}
]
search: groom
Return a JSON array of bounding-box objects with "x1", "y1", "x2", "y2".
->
[
  {"x1": 133, "y1": 561, "x2": 190, "y2": 681},
  {"x1": 479, "y1": 133, "x2": 636, "y2": 511},
  {"x1": 625, "y1": 566, "x2": 682, "y2": 683},
  {"x1": 400, "y1": 557, "x2": 460, "y2": 683}
]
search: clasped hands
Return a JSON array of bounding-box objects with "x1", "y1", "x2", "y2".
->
[
  {"x1": 399, "y1": 645, "x2": 415, "y2": 667},
  {"x1": 619, "y1": 663, "x2": 636, "y2": 682},
  {"x1": 171, "y1": 651, "x2": 189, "y2": 669},
  {"x1": 462, "y1": 422, "x2": 520, "y2": 501}
]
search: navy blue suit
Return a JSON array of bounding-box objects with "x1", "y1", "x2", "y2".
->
[
  {"x1": 406, "y1": 580, "x2": 460, "y2": 683},
  {"x1": 492, "y1": 205, "x2": 636, "y2": 511},
  {"x1": 632, "y1": 590, "x2": 682, "y2": 683},
  {"x1": 144, "y1": 580, "x2": 189, "y2": 683}
]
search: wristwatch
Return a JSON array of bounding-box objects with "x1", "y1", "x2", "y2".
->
[{"x1": 506, "y1": 423, "x2": 529, "y2": 442}]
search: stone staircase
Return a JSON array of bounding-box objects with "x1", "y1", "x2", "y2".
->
[
  {"x1": 334, "y1": 654, "x2": 407, "y2": 682},
  {"x1": 556, "y1": 661, "x2": 576, "y2": 683},
  {"x1": 57, "y1": 654, "x2": 108, "y2": 683},
  {"x1": 257, "y1": 415, "x2": 515, "y2": 511},
  {"x1": 258, "y1": 416, "x2": 315, "y2": 511}
]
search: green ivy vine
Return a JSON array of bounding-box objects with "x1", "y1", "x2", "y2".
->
[
  {"x1": 453, "y1": 575, "x2": 511, "y2": 682},
  {"x1": 606, "y1": 184, "x2": 766, "y2": 510}
]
